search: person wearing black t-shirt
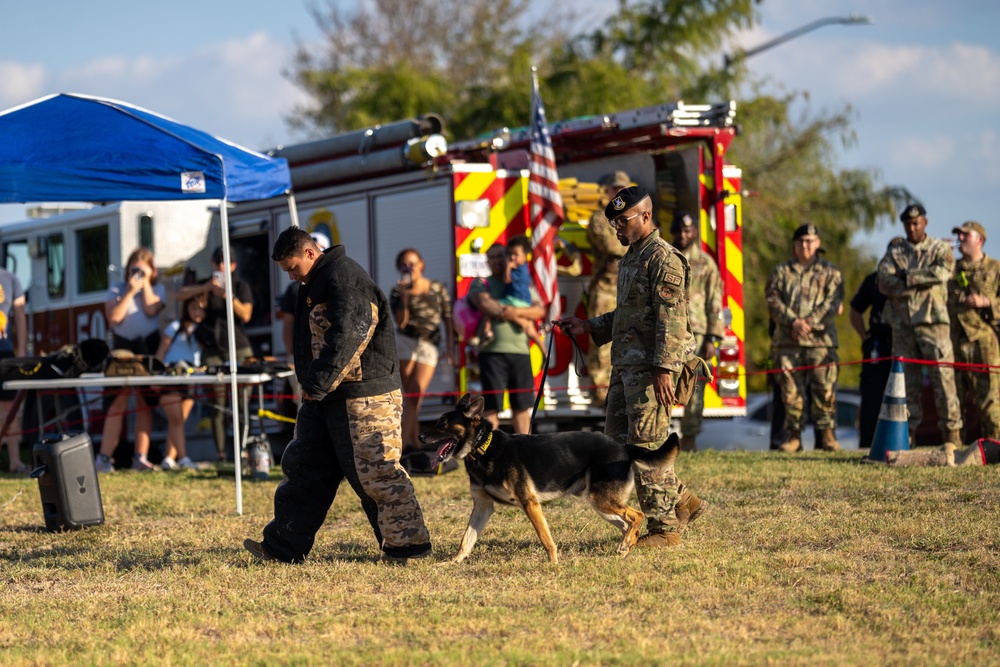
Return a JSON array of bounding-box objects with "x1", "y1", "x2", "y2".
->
[
  {"x1": 176, "y1": 246, "x2": 254, "y2": 460},
  {"x1": 849, "y1": 271, "x2": 893, "y2": 450}
]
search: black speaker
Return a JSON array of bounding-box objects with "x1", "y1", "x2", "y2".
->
[{"x1": 32, "y1": 433, "x2": 105, "y2": 531}]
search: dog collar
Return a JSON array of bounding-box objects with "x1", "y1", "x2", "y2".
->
[{"x1": 474, "y1": 431, "x2": 493, "y2": 456}]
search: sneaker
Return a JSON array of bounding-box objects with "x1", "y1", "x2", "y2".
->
[
  {"x1": 243, "y1": 538, "x2": 278, "y2": 562},
  {"x1": 10, "y1": 463, "x2": 32, "y2": 475},
  {"x1": 177, "y1": 456, "x2": 198, "y2": 471},
  {"x1": 160, "y1": 457, "x2": 179, "y2": 471},
  {"x1": 131, "y1": 455, "x2": 157, "y2": 472},
  {"x1": 95, "y1": 454, "x2": 114, "y2": 474}
]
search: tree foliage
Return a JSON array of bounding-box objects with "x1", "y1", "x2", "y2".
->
[{"x1": 288, "y1": 0, "x2": 901, "y2": 390}]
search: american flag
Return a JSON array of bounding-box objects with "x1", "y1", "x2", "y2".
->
[{"x1": 528, "y1": 68, "x2": 564, "y2": 323}]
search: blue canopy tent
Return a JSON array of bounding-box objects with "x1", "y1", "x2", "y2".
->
[{"x1": 0, "y1": 92, "x2": 301, "y2": 513}]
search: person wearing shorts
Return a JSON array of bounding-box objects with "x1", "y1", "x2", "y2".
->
[
  {"x1": 466, "y1": 243, "x2": 545, "y2": 434},
  {"x1": 390, "y1": 248, "x2": 453, "y2": 452}
]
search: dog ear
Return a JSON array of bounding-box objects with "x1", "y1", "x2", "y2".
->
[
  {"x1": 464, "y1": 395, "x2": 486, "y2": 419},
  {"x1": 456, "y1": 393, "x2": 472, "y2": 409}
]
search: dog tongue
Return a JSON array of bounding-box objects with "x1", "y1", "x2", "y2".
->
[{"x1": 431, "y1": 441, "x2": 451, "y2": 467}]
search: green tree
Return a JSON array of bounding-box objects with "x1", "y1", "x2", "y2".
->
[{"x1": 288, "y1": 0, "x2": 570, "y2": 139}]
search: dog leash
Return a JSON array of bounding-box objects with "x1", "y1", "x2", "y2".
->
[{"x1": 529, "y1": 323, "x2": 590, "y2": 429}]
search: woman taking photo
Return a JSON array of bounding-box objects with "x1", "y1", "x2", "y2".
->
[
  {"x1": 95, "y1": 247, "x2": 165, "y2": 473},
  {"x1": 390, "y1": 248, "x2": 453, "y2": 460}
]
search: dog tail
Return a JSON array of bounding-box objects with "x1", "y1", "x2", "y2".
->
[{"x1": 626, "y1": 432, "x2": 680, "y2": 470}]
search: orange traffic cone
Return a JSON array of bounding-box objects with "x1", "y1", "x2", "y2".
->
[{"x1": 865, "y1": 358, "x2": 909, "y2": 463}]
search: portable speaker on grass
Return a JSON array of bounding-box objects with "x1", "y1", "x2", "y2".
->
[{"x1": 31, "y1": 433, "x2": 105, "y2": 531}]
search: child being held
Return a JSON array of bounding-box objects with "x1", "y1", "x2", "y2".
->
[{"x1": 476, "y1": 235, "x2": 544, "y2": 349}]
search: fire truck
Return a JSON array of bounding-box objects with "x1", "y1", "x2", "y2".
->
[
  {"x1": 230, "y1": 99, "x2": 748, "y2": 424},
  {"x1": 0, "y1": 100, "x2": 747, "y2": 429}
]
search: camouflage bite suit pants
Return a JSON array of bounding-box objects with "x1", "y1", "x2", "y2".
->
[
  {"x1": 262, "y1": 389, "x2": 432, "y2": 562},
  {"x1": 774, "y1": 345, "x2": 839, "y2": 432},
  {"x1": 953, "y1": 334, "x2": 1000, "y2": 440},
  {"x1": 604, "y1": 366, "x2": 680, "y2": 535}
]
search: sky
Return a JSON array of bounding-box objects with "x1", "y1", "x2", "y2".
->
[{"x1": 1, "y1": 0, "x2": 997, "y2": 260}]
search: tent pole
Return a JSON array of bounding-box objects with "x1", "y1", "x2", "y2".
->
[
  {"x1": 287, "y1": 191, "x2": 301, "y2": 228},
  {"x1": 220, "y1": 200, "x2": 244, "y2": 515}
]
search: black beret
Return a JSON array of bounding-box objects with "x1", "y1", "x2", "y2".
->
[
  {"x1": 792, "y1": 223, "x2": 820, "y2": 241},
  {"x1": 899, "y1": 203, "x2": 926, "y2": 223},
  {"x1": 670, "y1": 211, "x2": 696, "y2": 234},
  {"x1": 604, "y1": 185, "x2": 650, "y2": 220}
]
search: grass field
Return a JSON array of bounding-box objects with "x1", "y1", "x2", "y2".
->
[{"x1": 1, "y1": 449, "x2": 998, "y2": 666}]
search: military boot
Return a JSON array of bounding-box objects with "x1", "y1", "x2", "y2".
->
[
  {"x1": 675, "y1": 487, "x2": 708, "y2": 534},
  {"x1": 817, "y1": 429, "x2": 841, "y2": 452},
  {"x1": 778, "y1": 430, "x2": 802, "y2": 453},
  {"x1": 635, "y1": 531, "x2": 682, "y2": 548},
  {"x1": 943, "y1": 429, "x2": 963, "y2": 447},
  {"x1": 680, "y1": 435, "x2": 697, "y2": 452}
]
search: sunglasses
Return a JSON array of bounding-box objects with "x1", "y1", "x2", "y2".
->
[{"x1": 609, "y1": 211, "x2": 642, "y2": 229}]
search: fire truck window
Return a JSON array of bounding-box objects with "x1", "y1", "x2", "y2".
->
[
  {"x1": 76, "y1": 225, "x2": 110, "y2": 294},
  {"x1": 138, "y1": 213, "x2": 154, "y2": 252},
  {"x1": 47, "y1": 233, "x2": 66, "y2": 298}
]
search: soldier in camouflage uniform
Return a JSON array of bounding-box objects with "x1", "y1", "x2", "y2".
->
[
  {"x1": 878, "y1": 204, "x2": 963, "y2": 446},
  {"x1": 671, "y1": 211, "x2": 724, "y2": 452},
  {"x1": 585, "y1": 171, "x2": 631, "y2": 404},
  {"x1": 947, "y1": 221, "x2": 1000, "y2": 440},
  {"x1": 557, "y1": 186, "x2": 705, "y2": 548},
  {"x1": 245, "y1": 228, "x2": 432, "y2": 564},
  {"x1": 766, "y1": 224, "x2": 845, "y2": 452}
]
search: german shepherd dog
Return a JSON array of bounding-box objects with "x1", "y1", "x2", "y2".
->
[{"x1": 419, "y1": 393, "x2": 680, "y2": 563}]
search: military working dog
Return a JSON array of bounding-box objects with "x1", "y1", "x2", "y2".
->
[{"x1": 419, "y1": 393, "x2": 680, "y2": 563}]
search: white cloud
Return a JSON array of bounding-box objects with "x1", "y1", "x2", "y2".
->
[
  {"x1": 0, "y1": 62, "x2": 47, "y2": 108},
  {"x1": 888, "y1": 135, "x2": 956, "y2": 169},
  {"x1": 44, "y1": 32, "x2": 310, "y2": 150}
]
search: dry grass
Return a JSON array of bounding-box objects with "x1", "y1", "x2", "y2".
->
[{"x1": 1, "y1": 449, "x2": 998, "y2": 666}]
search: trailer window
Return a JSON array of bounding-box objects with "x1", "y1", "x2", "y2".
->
[
  {"x1": 76, "y1": 225, "x2": 110, "y2": 294},
  {"x1": 3, "y1": 240, "x2": 30, "y2": 292},
  {"x1": 138, "y1": 212, "x2": 154, "y2": 252},
  {"x1": 47, "y1": 233, "x2": 66, "y2": 298}
]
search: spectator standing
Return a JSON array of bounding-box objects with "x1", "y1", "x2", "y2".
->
[
  {"x1": 177, "y1": 245, "x2": 254, "y2": 461},
  {"x1": 474, "y1": 235, "x2": 543, "y2": 350},
  {"x1": 95, "y1": 247, "x2": 166, "y2": 473},
  {"x1": 878, "y1": 204, "x2": 963, "y2": 446},
  {"x1": 556, "y1": 186, "x2": 706, "y2": 548},
  {"x1": 671, "y1": 211, "x2": 724, "y2": 452},
  {"x1": 766, "y1": 224, "x2": 845, "y2": 453},
  {"x1": 947, "y1": 221, "x2": 1000, "y2": 440},
  {"x1": 466, "y1": 244, "x2": 545, "y2": 435},
  {"x1": 584, "y1": 171, "x2": 631, "y2": 404},
  {"x1": 0, "y1": 266, "x2": 28, "y2": 473},
  {"x1": 244, "y1": 228, "x2": 432, "y2": 564},
  {"x1": 154, "y1": 294, "x2": 207, "y2": 471},
  {"x1": 389, "y1": 248, "x2": 454, "y2": 452},
  {"x1": 849, "y1": 270, "x2": 894, "y2": 450}
]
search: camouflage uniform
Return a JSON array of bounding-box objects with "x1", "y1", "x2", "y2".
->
[
  {"x1": 261, "y1": 246, "x2": 431, "y2": 563},
  {"x1": 678, "y1": 243, "x2": 724, "y2": 438},
  {"x1": 766, "y1": 257, "x2": 844, "y2": 434},
  {"x1": 878, "y1": 236, "x2": 963, "y2": 440},
  {"x1": 589, "y1": 230, "x2": 695, "y2": 535},
  {"x1": 586, "y1": 208, "x2": 627, "y2": 403},
  {"x1": 947, "y1": 254, "x2": 1000, "y2": 439}
]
